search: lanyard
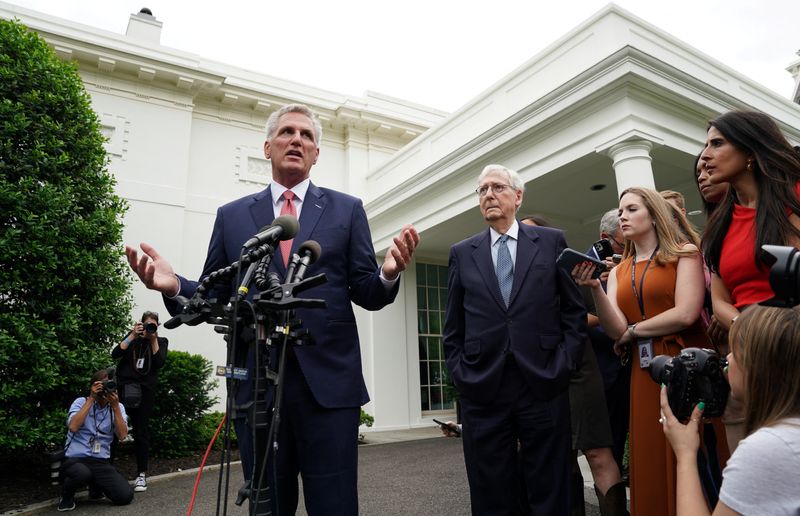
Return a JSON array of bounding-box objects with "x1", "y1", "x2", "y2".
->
[
  {"x1": 133, "y1": 339, "x2": 153, "y2": 375},
  {"x1": 631, "y1": 247, "x2": 658, "y2": 320},
  {"x1": 93, "y1": 402, "x2": 110, "y2": 439}
]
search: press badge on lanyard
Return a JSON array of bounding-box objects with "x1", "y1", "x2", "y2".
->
[
  {"x1": 638, "y1": 339, "x2": 654, "y2": 368},
  {"x1": 136, "y1": 358, "x2": 145, "y2": 370},
  {"x1": 632, "y1": 249, "x2": 657, "y2": 369}
]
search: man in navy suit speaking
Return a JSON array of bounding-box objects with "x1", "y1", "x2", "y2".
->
[
  {"x1": 443, "y1": 164, "x2": 585, "y2": 515},
  {"x1": 126, "y1": 104, "x2": 418, "y2": 515}
]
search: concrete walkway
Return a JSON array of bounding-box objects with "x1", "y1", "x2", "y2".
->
[{"x1": 11, "y1": 427, "x2": 609, "y2": 515}]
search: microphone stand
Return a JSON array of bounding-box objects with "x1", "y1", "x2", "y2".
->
[
  {"x1": 246, "y1": 272, "x2": 327, "y2": 516},
  {"x1": 163, "y1": 245, "x2": 326, "y2": 516}
]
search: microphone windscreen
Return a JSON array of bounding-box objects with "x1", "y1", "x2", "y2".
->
[
  {"x1": 272, "y1": 215, "x2": 299, "y2": 240},
  {"x1": 298, "y1": 240, "x2": 322, "y2": 263}
]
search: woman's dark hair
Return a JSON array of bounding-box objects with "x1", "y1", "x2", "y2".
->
[
  {"x1": 90, "y1": 368, "x2": 109, "y2": 387},
  {"x1": 141, "y1": 311, "x2": 159, "y2": 323},
  {"x1": 701, "y1": 111, "x2": 800, "y2": 273},
  {"x1": 693, "y1": 153, "x2": 719, "y2": 217}
]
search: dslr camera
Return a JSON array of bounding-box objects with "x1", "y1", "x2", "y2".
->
[
  {"x1": 101, "y1": 367, "x2": 117, "y2": 394},
  {"x1": 760, "y1": 245, "x2": 800, "y2": 308},
  {"x1": 144, "y1": 322, "x2": 158, "y2": 334},
  {"x1": 649, "y1": 348, "x2": 729, "y2": 421}
]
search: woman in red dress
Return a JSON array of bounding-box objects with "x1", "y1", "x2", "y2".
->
[{"x1": 700, "y1": 110, "x2": 800, "y2": 452}]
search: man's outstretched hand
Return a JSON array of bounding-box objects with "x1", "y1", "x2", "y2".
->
[
  {"x1": 125, "y1": 243, "x2": 180, "y2": 297},
  {"x1": 382, "y1": 224, "x2": 420, "y2": 281}
]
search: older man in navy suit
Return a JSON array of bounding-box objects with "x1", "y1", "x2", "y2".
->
[
  {"x1": 444, "y1": 164, "x2": 586, "y2": 515},
  {"x1": 126, "y1": 104, "x2": 418, "y2": 515}
]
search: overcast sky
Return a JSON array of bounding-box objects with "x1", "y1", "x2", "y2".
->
[{"x1": 11, "y1": 0, "x2": 800, "y2": 112}]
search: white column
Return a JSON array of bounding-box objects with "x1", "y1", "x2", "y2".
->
[{"x1": 607, "y1": 140, "x2": 656, "y2": 196}]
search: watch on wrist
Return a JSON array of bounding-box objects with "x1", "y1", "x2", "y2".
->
[{"x1": 628, "y1": 323, "x2": 638, "y2": 339}]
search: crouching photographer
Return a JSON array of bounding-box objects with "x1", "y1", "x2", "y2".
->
[
  {"x1": 111, "y1": 310, "x2": 168, "y2": 492},
  {"x1": 661, "y1": 303, "x2": 800, "y2": 515},
  {"x1": 58, "y1": 368, "x2": 133, "y2": 511}
]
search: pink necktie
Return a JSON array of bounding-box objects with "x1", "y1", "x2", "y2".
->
[{"x1": 280, "y1": 190, "x2": 296, "y2": 266}]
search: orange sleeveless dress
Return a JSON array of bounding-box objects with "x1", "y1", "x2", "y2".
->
[{"x1": 615, "y1": 255, "x2": 730, "y2": 516}]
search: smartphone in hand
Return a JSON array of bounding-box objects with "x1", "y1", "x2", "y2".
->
[
  {"x1": 556, "y1": 248, "x2": 608, "y2": 279},
  {"x1": 433, "y1": 418, "x2": 461, "y2": 437},
  {"x1": 592, "y1": 239, "x2": 614, "y2": 261}
]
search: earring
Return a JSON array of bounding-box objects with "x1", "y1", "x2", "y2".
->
[{"x1": 746, "y1": 159, "x2": 753, "y2": 172}]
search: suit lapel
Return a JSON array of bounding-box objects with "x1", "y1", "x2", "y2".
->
[
  {"x1": 509, "y1": 224, "x2": 540, "y2": 307},
  {"x1": 295, "y1": 182, "x2": 326, "y2": 250},
  {"x1": 248, "y1": 184, "x2": 327, "y2": 275},
  {"x1": 248, "y1": 187, "x2": 275, "y2": 232},
  {"x1": 471, "y1": 229, "x2": 507, "y2": 310}
]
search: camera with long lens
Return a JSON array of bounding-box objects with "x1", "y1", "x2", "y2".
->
[
  {"x1": 48, "y1": 449, "x2": 66, "y2": 485},
  {"x1": 101, "y1": 367, "x2": 117, "y2": 394},
  {"x1": 760, "y1": 245, "x2": 800, "y2": 307},
  {"x1": 144, "y1": 322, "x2": 158, "y2": 334},
  {"x1": 649, "y1": 347, "x2": 729, "y2": 421}
]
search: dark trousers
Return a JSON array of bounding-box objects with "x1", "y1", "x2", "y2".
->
[
  {"x1": 124, "y1": 384, "x2": 156, "y2": 473},
  {"x1": 62, "y1": 457, "x2": 134, "y2": 505},
  {"x1": 460, "y1": 359, "x2": 572, "y2": 516},
  {"x1": 244, "y1": 355, "x2": 359, "y2": 516},
  {"x1": 605, "y1": 363, "x2": 631, "y2": 471}
]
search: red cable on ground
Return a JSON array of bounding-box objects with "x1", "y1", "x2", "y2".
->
[{"x1": 187, "y1": 413, "x2": 226, "y2": 516}]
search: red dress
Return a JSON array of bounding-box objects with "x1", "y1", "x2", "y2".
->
[{"x1": 719, "y1": 182, "x2": 800, "y2": 306}]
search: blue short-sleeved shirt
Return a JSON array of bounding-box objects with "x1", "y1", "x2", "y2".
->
[{"x1": 64, "y1": 397, "x2": 127, "y2": 459}]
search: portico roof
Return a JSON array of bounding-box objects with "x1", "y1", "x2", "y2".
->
[{"x1": 365, "y1": 4, "x2": 800, "y2": 260}]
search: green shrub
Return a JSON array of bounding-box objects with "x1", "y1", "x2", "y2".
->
[
  {"x1": 0, "y1": 18, "x2": 132, "y2": 459},
  {"x1": 197, "y1": 410, "x2": 237, "y2": 450},
  {"x1": 150, "y1": 351, "x2": 218, "y2": 457},
  {"x1": 360, "y1": 409, "x2": 374, "y2": 428}
]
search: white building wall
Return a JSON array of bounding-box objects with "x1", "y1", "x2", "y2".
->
[{"x1": 5, "y1": 1, "x2": 800, "y2": 432}]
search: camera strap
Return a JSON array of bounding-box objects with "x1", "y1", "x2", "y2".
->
[
  {"x1": 631, "y1": 246, "x2": 658, "y2": 320},
  {"x1": 132, "y1": 338, "x2": 153, "y2": 375}
]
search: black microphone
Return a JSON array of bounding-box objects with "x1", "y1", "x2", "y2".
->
[
  {"x1": 291, "y1": 240, "x2": 322, "y2": 283},
  {"x1": 236, "y1": 260, "x2": 261, "y2": 300},
  {"x1": 285, "y1": 252, "x2": 300, "y2": 283},
  {"x1": 242, "y1": 215, "x2": 299, "y2": 250}
]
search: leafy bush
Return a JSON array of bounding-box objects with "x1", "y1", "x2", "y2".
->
[
  {"x1": 150, "y1": 351, "x2": 218, "y2": 457},
  {"x1": 360, "y1": 409, "x2": 374, "y2": 428},
  {"x1": 197, "y1": 410, "x2": 237, "y2": 451},
  {"x1": 0, "y1": 18, "x2": 132, "y2": 458}
]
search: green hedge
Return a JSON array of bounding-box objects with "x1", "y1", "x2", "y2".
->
[
  {"x1": 150, "y1": 351, "x2": 218, "y2": 457},
  {"x1": 0, "y1": 18, "x2": 132, "y2": 459}
]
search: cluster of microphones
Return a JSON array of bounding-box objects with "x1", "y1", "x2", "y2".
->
[
  {"x1": 238, "y1": 215, "x2": 321, "y2": 300},
  {"x1": 165, "y1": 215, "x2": 323, "y2": 330}
]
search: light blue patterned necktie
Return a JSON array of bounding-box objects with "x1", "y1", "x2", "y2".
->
[{"x1": 496, "y1": 234, "x2": 513, "y2": 307}]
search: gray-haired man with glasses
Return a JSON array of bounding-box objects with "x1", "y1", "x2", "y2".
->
[{"x1": 444, "y1": 164, "x2": 586, "y2": 515}]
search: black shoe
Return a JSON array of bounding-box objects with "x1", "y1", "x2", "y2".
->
[{"x1": 57, "y1": 496, "x2": 76, "y2": 511}]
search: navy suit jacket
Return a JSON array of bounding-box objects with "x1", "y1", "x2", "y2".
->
[
  {"x1": 443, "y1": 223, "x2": 586, "y2": 405},
  {"x1": 167, "y1": 182, "x2": 398, "y2": 408}
]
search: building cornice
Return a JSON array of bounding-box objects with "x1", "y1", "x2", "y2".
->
[{"x1": 0, "y1": 1, "x2": 445, "y2": 144}]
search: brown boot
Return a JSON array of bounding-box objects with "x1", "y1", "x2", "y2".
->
[{"x1": 594, "y1": 482, "x2": 629, "y2": 516}]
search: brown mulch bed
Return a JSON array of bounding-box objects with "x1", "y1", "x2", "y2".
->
[{"x1": 0, "y1": 443, "x2": 240, "y2": 513}]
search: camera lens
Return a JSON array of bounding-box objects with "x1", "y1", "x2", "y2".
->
[
  {"x1": 649, "y1": 355, "x2": 673, "y2": 384},
  {"x1": 145, "y1": 322, "x2": 157, "y2": 334}
]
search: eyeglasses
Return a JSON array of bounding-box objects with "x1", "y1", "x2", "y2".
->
[
  {"x1": 609, "y1": 237, "x2": 625, "y2": 250},
  {"x1": 476, "y1": 183, "x2": 513, "y2": 197}
]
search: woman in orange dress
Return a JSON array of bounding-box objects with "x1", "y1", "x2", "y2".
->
[{"x1": 573, "y1": 187, "x2": 729, "y2": 516}]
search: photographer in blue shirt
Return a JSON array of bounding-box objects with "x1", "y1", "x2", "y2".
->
[{"x1": 58, "y1": 369, "x2": 133, "y2": 511}]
